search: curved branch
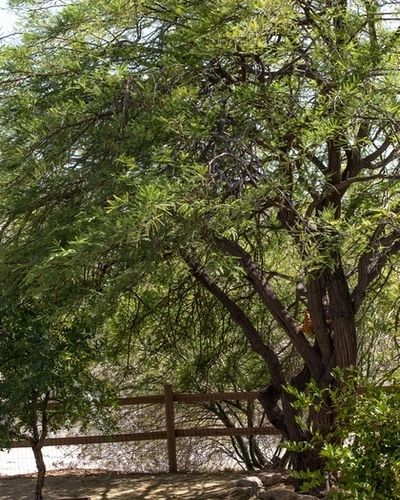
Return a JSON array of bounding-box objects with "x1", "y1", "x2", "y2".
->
[
  {"x1": 360, "y1": 137, "x2": 392, "y2": 167},
  {"x1": 214, "y1": 237, "x2": 322, "y2": 373},
  {"x1": 307, "y1": 174, "x2": 400, "y2": 217},
  {"x1": 352, "y1": 228, "x2": 400, "y2": 312},
  {"x1": 184, "y1": 253, "x2": 286, "y2": 386}
]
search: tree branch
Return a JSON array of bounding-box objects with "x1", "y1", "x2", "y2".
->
[
  {"x1": 352, "y1": 228, "x2": 400, "y2": 312},
  {"x1": 360, "y1": 137, "x2": 392, "y2": 167},
  {"x1": 213, "y1": 237, "x2": 322, "y2": 373},
  {"x1": 183, "y1": 253, "x2": 286, "y2": 386},
  {"x1": 307, "y1": 174, "x2": 400, "y2": 217}
]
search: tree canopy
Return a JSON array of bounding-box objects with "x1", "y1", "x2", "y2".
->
[{"x1": 0, "y1": 0, "x2": 399, "y2": 486}]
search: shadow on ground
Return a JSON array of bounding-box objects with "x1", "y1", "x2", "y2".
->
[{"x1": 0, "y1": 471, "x2": 245, "y2": 499}]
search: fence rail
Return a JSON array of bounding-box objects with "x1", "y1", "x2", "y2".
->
[
  {"x1": 10, "y1": 383, "x2": 398, "y2": 473},
  {"x1": 10, "y1": 385, "x2": 278, "y2": 472}
]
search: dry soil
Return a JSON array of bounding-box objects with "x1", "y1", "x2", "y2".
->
[{"x1": 0, "y1": 470, "x2": 249, "y2": 499}]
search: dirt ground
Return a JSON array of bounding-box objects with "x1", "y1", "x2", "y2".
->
[{"x1": 0, "y1": 470, "x2": 251, "y2": 499}]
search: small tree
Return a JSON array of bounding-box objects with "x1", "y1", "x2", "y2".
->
[{"x1": 0, "y1": 299, "x2": 114, "y2": 500}]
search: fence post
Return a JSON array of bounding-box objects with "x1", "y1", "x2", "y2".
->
[{"x1": 164, "y1": 384, "x2": 177, "y2": 473}]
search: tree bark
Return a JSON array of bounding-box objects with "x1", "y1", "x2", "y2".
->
[
  {"x1": 327, "y1": 258, "x2": 357, "y2": 368},
  {"x1": 32, "y1": 444, "x2": 46, "y2": 500}
]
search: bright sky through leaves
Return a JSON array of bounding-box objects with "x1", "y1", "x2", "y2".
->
[{"x1": 0, "y1": 0, "x2": 17, "y2": 36}]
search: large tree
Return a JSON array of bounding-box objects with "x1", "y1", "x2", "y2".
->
[{"x1": 0, "y1": 0, "x2": 399, "y2": 484}]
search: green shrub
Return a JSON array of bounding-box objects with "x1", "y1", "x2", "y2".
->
[
  {"x1": 286, "y1": 378, "x2": 400, "y2": 499},
  {"x1": 323, "y1": 385, "x2": 400, "y2": 499}
]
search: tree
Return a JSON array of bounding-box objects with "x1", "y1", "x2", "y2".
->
[
  {"x1": 0, "y1": 0, "x2": 399, "y2": 489},
  {"x1": 0, "y1": 299, "x2": 114, "y2": 500}
]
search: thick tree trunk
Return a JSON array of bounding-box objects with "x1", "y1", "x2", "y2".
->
[
  {"x1": 32, "y1": 444, "x2": 46, "y2": 500},
  {"x1": 260, "y1": 379, "x2": 325, "y2": 492},
  {"x1": 327, "y1": 261, "x2": 357, "y2": 369},
  {"x1": 186, "y1": 241, "x2": 360, "y2": 491},
  {"x1": 260, "y1": 359, "x2": 339, "y2": 493}
]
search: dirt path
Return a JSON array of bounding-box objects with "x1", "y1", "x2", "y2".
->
[{"x1": 0, "y1": 470, "x2": 249, "y2": 499}]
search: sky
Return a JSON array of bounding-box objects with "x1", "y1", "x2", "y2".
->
[{"x1": 0, "y1": 0, "x2": 18, "y2": 36}]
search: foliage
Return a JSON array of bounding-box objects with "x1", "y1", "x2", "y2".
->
[
  {"x1": 0, "y1": 0, "x2": 399, "y2": 486},
  {"x1": 286, "y1": 377, "x2": 400, "y2": 499},
  {"x1": 0, "y1": 297, "x2": 115, "y2": 479},
  {"x1": 103, "y1": 281, "x2": 275, "y2": 470},
  {"x1": 323, "y1": 386, "x2": 400, "y2": 499}
]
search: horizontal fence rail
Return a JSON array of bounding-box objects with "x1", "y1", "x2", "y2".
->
[
  {"x1": 10, "y1": 426, "x2": 279, "y2": 448},
  {"x1": 10, "y1": 384, "x2": 398, "y2": 473},
  {"x1": 10, "y1": 385, "x2": 278, "y2": 472}
]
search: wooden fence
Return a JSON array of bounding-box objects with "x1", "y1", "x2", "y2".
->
[
  {"x1": 10, "y1": 384, "x2": 398, "y2": 473},
  {"x1": 10, "y1": 385, "x2": 279, "y2": 473}
]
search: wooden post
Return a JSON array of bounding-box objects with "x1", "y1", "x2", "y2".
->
[{"x1": 164, "y1": 384, "x2": 177, "y2": 473}]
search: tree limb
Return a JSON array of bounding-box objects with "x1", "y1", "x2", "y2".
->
[
  {"x1": 183, "y1": 253, "x2": 286, "y2": 386},
  {"x1": 360, "y1": 137, "x2": 392, "y2": 167},
  {"x1": 352, "y1": 228, "x2": 400, "y2": 312},
  {"x1": 213, "y1": 237, "x2": 322, "y2": 373}
]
